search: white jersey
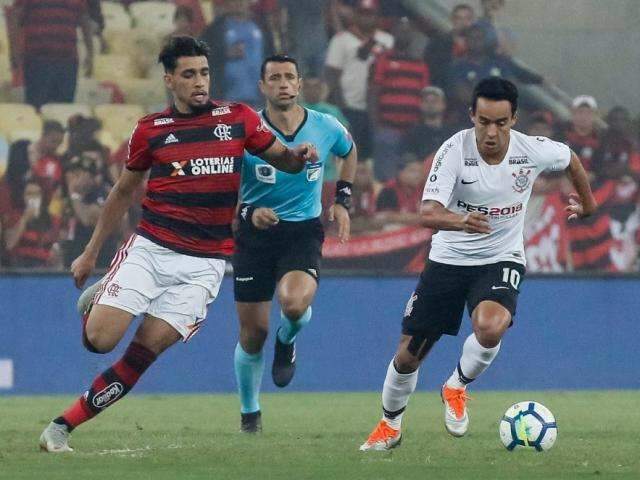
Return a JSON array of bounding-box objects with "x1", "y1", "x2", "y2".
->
[{"x1": 422, "y1": 128, "x2": 571, "y2": 266}]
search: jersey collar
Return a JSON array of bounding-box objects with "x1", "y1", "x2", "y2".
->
[{"x1": 261, "y1": 107, "x2": 308, "y2": 142}]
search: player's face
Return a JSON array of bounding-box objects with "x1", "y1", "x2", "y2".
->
[
  {"x1": 471, "y1": 97, "x2": 517, "y2": 157},
  {"x1": 165, "y1": 56, "x2": 210, "y2": 113},
  {"x1": 259, "y1": 61, "x2": 301, "y2": 109}
]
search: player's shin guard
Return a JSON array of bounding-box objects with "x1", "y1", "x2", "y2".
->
[
  {"x1": 234, "y1": 343, "x2": 264, "y2": 414},
  {"x1": 277, "y1": 306, "x2": 311, "y2": 345},
  {"x1": 381, "y1": 358, "x2": 418, "y2": 429},
  {"x1": 53, "y1": 342, "x2": 157, "y2": 430},
  {"x1": 446, "y1": 333, "x2": 501, "y2": 388}
]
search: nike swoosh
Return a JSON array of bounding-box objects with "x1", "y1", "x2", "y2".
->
[
  {"x1": 491, "y1": 285, "x2": 509, "y2": 290},
  {"x1": 461, "y1": 179, "x2": 478, "y2": 185}
]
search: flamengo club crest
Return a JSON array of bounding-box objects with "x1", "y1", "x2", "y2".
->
[
  {"x1": 213, "y1": 123, "x2": 232, "y2": 141},
  {"x1": 512, "y1": 168, "x2": 532, "y2": 193}
]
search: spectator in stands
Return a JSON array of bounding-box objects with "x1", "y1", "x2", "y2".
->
[
  {"x1": 402, "y1": 86, "x2": 453, "y2": 161},
  {"x1": 325, "y1": 0, "x2": 394, "y2": 160},
  {"x1": 200, "y1": 0, "x2": 264, "y2": 105},
  {"x1": 592, "y1": 106, "x2": 637, "y2": 181},
  {"x1": 424, "y1": 3, "x2": 475, "y2": 88},
  {"x1": 371, "y1": 17, "x2": 430, "y2": 181},
  {"x1": 302, "y1": 76, "x2": 350, "y2": 128},
  {"x1": 10, "y1": 0, "x2": 94, "y2": 109},
  {"x1": 282, "y1": 0, "x2": 328, "y2": 75},
  {"x1": 476, "y1": 0, "x2": 516, "y2": 56},
  {"x1": 62, "y1": 115, "x2": 111, "y2": 185},
  {"x1": 3, "y1": 179, "x2": 61, "y2": 268},
  {"x1": 563, "y1": 95, "x2": 601, "y2": 173},
  {"x1": 60, "y1": 154, "x2": 119, "y2": 269},
  {"x1": 373, "y1": 158, "x2": 424, "y2": 227},
  {"x1": 527, "y1": 111, "x2": 556, "y2": 139},
  {"x1": 168, "y1": 5, "x2": 197, "y2": 40},
  {"x1": 29, "y1": 121, "x2": 66, "y2": 202}
]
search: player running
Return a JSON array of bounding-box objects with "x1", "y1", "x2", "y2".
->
[
  {"x1": 233, "y1": 55, "x2": 357, "y2": 433},
  {"x1": 39, "y1": 37, "x2": 318, "y2": 452},
  {"x1": 360, "y1": 77, "x2": 597, "y2": 451}
]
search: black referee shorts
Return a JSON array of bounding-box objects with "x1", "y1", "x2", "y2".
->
[
  {"x1": 402, "y1": 260, "x2": 526, "y2": 339},
  {"x1": 233, "y1": 217, "x2": 324, "y2": 303}
]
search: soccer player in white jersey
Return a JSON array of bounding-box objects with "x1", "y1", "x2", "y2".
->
[{"x1": 360, "y1": 77, "x2": 596, "y2": 451}]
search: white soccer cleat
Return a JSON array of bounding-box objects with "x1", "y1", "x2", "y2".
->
[
  {"x1": 359, "y1": 419, "x2": 402, "y2": 451},
  {"x1": 76, "y1": 277, "x2": 104, "y2": 315},
  {"x1": 441, "y1": 385, "x2": 470, "y2": 437},
  {"x1": 39, "y1": 422, "x2": 74, "y2": 453}
]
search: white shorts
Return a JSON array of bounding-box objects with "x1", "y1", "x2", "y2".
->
[{"x1": 94, "y1": 234, "x2": 226, "y2": 341}]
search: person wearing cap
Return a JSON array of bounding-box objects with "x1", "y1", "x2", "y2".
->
[
  {"x1": 563, "y1": 95, "x2": 601, "y2": 172},
  {"x1": 325, "y1": 0, "x2": 394, "y2": 160},
  {"x1": 402, "y1": 86, "x2": 455, "y2": 161}
]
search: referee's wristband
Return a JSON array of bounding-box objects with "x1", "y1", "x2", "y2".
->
[
  {"x1": 335, "y1": 180, "x2": 353, "y2": 210},
  {"x1": 238, "y1": 203, "x2": 256, "y2": 224}
]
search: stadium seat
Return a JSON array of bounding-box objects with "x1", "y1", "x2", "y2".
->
[
  {"x1": 102, "y1": 1, "x2": 132, "y2": 32},
  {"x1": 0, "y1": 54, "x2": 11, "y2": 82},
  {"x1": 105, "y1": 28, "x2": 163, "y2": 78},
  {"x1": 75, "y1": 78, "x2": 115, "y2": 106},
  {"x1": 94, "y1": 104, "x2": 145, "y2": 143},
  {"x1": 201, "y1": 0, "x2": 214, "y2": 24},
  {"x1": 118, "y1": 78, "x2": 167, "y2": 109},
  {"x1": 41, "y1": 103, "x2": 93, "y2": 127},
  {"x1": 129, "y1": 1, "x2": 176, "y2": 35},
  {"x1": 93, "y1": 54, "x2": 139, "y2": 81},
  {"x1": 96, "y1": 129, "x2": 121, "y2": 152},
  {"x1": 0, "y1": 103, "x2": 42, "y2": 140}
]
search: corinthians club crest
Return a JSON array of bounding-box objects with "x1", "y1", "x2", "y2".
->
[{"x1": 512, "y1": 168, "x2": 532, "y2": 193}]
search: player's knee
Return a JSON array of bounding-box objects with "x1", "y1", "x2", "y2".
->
[
  {"x1": 474, "y1": 314, "x2": 509, "y2": 347},
  {"x1": 240, "y1": 324, "x2": 268, "y2": 350},
  {"x1": 84, "y1": 330, "x2": 116, "y2": 354},
  {"x1": 280, "y1": 297, "x2": 308, "y2": 322}
]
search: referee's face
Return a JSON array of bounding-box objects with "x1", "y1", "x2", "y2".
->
[
  {"x1": 259, "y1": 61, "x2": 301, "y2": 109},
  {"x1": 166, "y1": 55, "x2": 211, "y2": 113},
  {"x1": 471, "y1": 97, "x2": 517, "y2": 158}
]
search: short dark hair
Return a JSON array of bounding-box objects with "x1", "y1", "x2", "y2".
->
[
  {"x1": 260, "y1": 54, "x2": 299, "y2": 80},
  {"x1": 471, "y1": 77, "x2": 518, "y2": 115},
  {"x1": 158, "y1": 36, "x2": 210, "y2": 72},
  {"x1": 42, "y1": 120, "x2": 64, "y2": 136}
]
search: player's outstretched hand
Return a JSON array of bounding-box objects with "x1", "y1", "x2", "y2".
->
[
  {"x1": 292, "y1": 143, "x2": 318, "y2": 164},
  {"x1": 329, "y1": 203, "x2": 351, "y2": 243},
  {"x1": 462, "y1": 212, "x2": 491, "y2": 234},
  {"x1": 71, "y1": 251, "x2": 97, "y2": 289},
  {"x1": 252, "y1": 207, "x2": 279, "y2": 230},
  {"x1": 565, "y1": 193, "x2": 585, "y2": 221}
]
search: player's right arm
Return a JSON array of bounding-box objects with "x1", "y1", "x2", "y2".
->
[
  {"x1": 421, "y1": 200, "x2": 491, "y2": 234},
  {"x1": 420, "y1": 137, "x2": 491, "y2": 234},
  {"x1": 71, "y1": 122, "x2": 151, "y2": 288},
  {"x1": 71, "y1": 168, "x2": 146, "y2": 288}
]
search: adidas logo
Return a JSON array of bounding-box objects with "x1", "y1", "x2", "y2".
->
[{"x1": 164, "y1": 133, "x2": 179, "y2": 144}]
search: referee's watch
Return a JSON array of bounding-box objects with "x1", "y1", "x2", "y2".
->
[{"x1": 335, "y1": 180, "x2": 353, "y2": 210}]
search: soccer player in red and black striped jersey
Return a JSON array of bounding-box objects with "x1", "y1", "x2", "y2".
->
[{"x1": 39, "y1": 36, "x2": 318, "y2": 452}]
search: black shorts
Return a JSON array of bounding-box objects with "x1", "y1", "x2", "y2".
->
[
  {"x1": 402, "y1": 260, "x2": 525, "y2": 338},
  {"x1": 233, "y1": 216, "x2": 324, "y2": 302}
]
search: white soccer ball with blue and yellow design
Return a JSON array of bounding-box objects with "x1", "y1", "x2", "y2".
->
[{"x1": 499, "y1": 401, "x2": 557, "y2": 451}]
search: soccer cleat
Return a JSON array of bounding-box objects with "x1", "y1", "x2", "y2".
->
[
  {"x1": 272, "y1": 329, "x2": 296, "y2": 388},
  {"x1": 441, "y1": 384, "x2": 470, "y2": 437},
  {"x1": 359, "y1": 419, "x2": 402, "y2": 451},
  {"x1": 39, "y1": 422, "x2": 73, "y2": 453},
  {"x1": 76, "y1": 277, "x2": 104, "y2": 316},
  {"x1": 240, "y1": 411, "x2": 262, "y2": 434}
]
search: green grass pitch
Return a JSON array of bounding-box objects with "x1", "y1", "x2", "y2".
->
[{"x1": 0, "y1": 391, "x2": 638, "y2": 480}]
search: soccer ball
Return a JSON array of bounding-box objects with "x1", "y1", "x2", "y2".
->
[{"x1": 499, "y1": 401, "x2": 557, "y2": 451}]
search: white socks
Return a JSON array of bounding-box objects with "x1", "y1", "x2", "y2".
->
[
  {"x1": 382, "y1": 358, "x2": 418, "y2": 429},
  {"x1": 446, "y1": 333, "x2": 501, "y2": 389}
]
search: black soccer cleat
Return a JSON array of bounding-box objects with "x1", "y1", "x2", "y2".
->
[
  {"x1": 240, "y1": 410, "x2": 262, "y2": 434},
  {"x1": 272, "y1": 329, "x2": 296, "y2": 388}
]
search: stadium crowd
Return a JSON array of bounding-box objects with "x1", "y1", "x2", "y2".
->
[{"x1": 0, "y1": 0, "x2": 639, "y2": 272}]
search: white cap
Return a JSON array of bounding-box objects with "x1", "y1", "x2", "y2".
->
[{"x1": 572, "y1": 95, "x2": 597, "y2": 110}]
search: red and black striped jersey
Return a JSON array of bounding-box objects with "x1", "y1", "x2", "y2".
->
[{"x1": 127, "y1": 101, "x2": 276, "y2": 258}]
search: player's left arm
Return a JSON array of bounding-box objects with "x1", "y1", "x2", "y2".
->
[
  {"x1": 329, "y1": 143, "x2": 357, "y2": 242},
  {"x1": 259, "y1": 140, "x2": 319, "y2": 174},
  {"x1": 565, "y1": 150, "x2": 598, "y2": 220}
]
